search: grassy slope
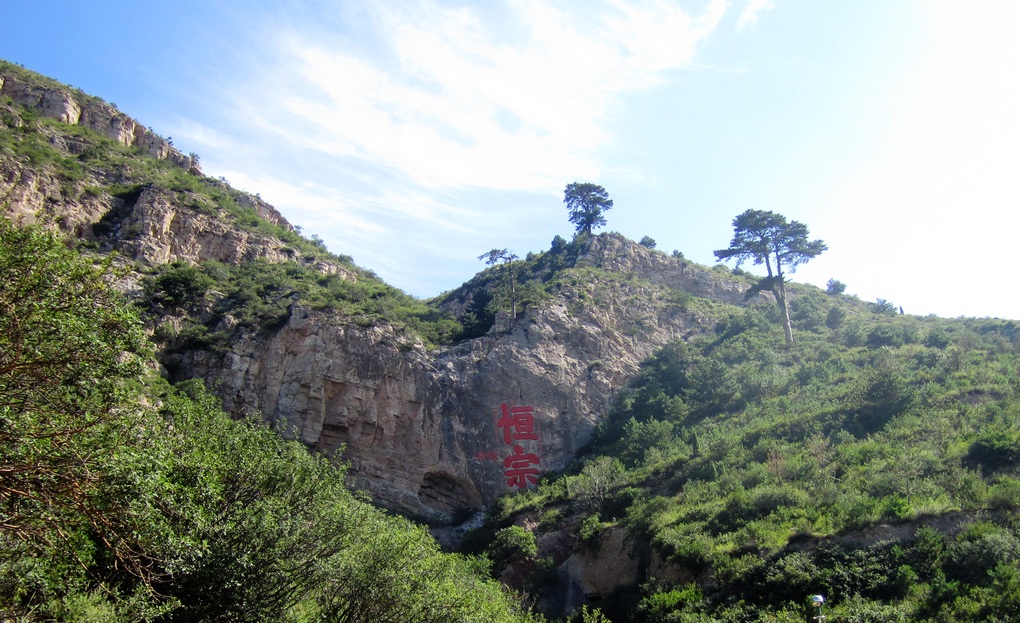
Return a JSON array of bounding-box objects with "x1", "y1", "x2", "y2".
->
[
  {"x1": 473, "y1": 285, "x2": 1020, "y2": 622},
  {"x1": 9, "y1": 59, "x2": 1020, "y2": 622}
]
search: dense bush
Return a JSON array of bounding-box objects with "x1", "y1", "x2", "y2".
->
[
  {"x1": 0, "y1": 220, "x2": 537, "y2": 623},
  {"x1": 486, "y1": 526, "x2": 538, "y2": 573},
  {"x1": 504, "y1": 289, "x2": 1020, "y2": 621}
]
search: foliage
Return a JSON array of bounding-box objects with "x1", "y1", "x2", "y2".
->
[
  {"x1": 138, "y1": 256, "x2": 464, "y2": 349},
  {"x1": 142, "y1": 260, "x2": 214, "y2": 310},
  {"x1": 0, "y1": 219, "x2": 153, "y2": 618},
  {"x1": 478, "y1": 248, "x2": 522, "y2": 319},
  {"x1": 505, "y1": 287, "x2": 1020, "y2": 621},
  {"x1": 486, "y1": 526, "x2": 538, "y2": 572},
  {"x1": 564, "y1": 182, "x2": 613, "y2": 235},
  {"x1": 714, "y1": 210, "x2": 827, "y2": 274},
  {"x1": 0, "y1": 219, "x2": 536, "y2": 622},
  {"x1": 714, "y1": 209, "x2": 827, "y2": 346},
  {"x1": 825, "y1": 278, "x2": 847, "y2": 295},
  {"x1": 871, "y1": 298, "x2": 899, "y2": 314}
]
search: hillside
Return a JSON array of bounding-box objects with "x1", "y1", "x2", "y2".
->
[
  {"x1": 1, "y1": 59, "x2": 772, "y2": 523},
  {"x1": 3, "y1": 60, "x2": 1020, "y2": 622},
  {"x1": 461, "y1": 289, "x2": 1020, "y2": 620}
]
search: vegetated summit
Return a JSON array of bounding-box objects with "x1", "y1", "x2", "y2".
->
[{"x1": 3, "y1": 59, "x2": 1020, "y2": 622}]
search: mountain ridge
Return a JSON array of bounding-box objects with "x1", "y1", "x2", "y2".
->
[
  {"x1": 1, "y1": 59, "x2": 767, "y2": 521},
  {"x1": 7, "y1": 60, "x2": 1020, "y2": 622}
]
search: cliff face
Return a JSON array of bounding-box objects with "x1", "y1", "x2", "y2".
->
[
  {"x1": 0, "y1": 72, "x2": 200, "y2": 173},
  {"x1": 173, "y1": 234, "x2": 760, "y2": 520},
  {"x1": 1, "y1": 65, "x2": 762, "y2": 523},
  {"x1": 0, "y1": 160, "x2": 299, "y2": 268}
]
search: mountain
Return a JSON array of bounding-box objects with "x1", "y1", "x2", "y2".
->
[
  {"x1": 4, "y1": 60, "x2": 1020, "y2": 622},
  {"x1": 0, "y1": 59, "x2": 765, "y2": 522}
]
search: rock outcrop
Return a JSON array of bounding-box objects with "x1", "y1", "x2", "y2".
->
[
  {"x1": 105, "y1": 186, "x2": 297, "y2": 266},
  {"x1": 2, "y1": 145, "x2": 750, "y2": 522},
  {"x1": 0, "y1": 71, "x2": 200, "y2": 173},
  {"x1": 0, "y1": 160, "x2": 303, "y2": 270},
  {"x1": 1, "y1": 64, "x2": 764, "y2": 523},
  {"x1": 174, "y1": 237, "x2": 738, "y2": 521},
  {"x1": 578, "y1": 234, "x2": 753, "y2": 305}
]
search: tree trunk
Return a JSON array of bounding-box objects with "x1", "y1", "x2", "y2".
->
[
  {"x1": 508, "y1": 258, "x2": 517, "y2": 319},
  {"x1": 772, "y1": 280, "x2": 795, "y2": 347}
]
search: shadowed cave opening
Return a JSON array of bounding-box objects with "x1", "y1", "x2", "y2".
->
[{"x1": 418, "y1": 471, "x2": 483, "y2": 519}]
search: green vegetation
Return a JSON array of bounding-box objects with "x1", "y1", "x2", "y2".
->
[
  {"x1": 0, "y1": 64, "x2": 466, "y2": 350},
  {"x1": 439, "y1": 237, "x2": 596, "y2": 339},
  {"x1": 469, "y1": 284, "x2": 1020, "y2": 621},
  {"x1": 0, "y1": 220, "x2": 538, "y2": 622},
  {"x1": 478, "y1": 248, "x2": 523, "y2": 319},
  {"x1": 9, "y1": 61, "x2": 1020, "y2": 621},
  {"x1": 715, "y1": 209, "x2": 827, "y2": 347},
  {"x1": 142, "y1": 257, "x2": 463, "y2": 350},
  {"x1": 564, "y1": 182, "x2": 613, "y2": 235}
]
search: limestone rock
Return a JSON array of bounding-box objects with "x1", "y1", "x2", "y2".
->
[
  {"x1": 561, "y1": 527, "x2": 643, "y2": 604},
  {"x1": 0, "y1": 159, "x2": 112, "y2": 237},
  {"x1": 0, "y1": 70, "x2": 200, "y2": 174},
  {"x1": 172, "y1": 237, "x2": 724, "y2": 521},
  {"x1": 578, "y1": 233, "x2": 760, "y2": 305},
  {"x1": 0, "y1": 75, "x2": 81, "y2": 124},
  {"x1": 111, "y1": 186, "x2": 295, "y2": 265},
  {"x1": 79, "y1": 101, "x2": 138, "y2": 146}
]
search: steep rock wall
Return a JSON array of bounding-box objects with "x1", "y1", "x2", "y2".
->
[
  {"x1": 174, "y1": 248, "x2": 719, "y2": 521},
  {"x1": 1, "y1": 72, "x2": 200, "y2": 173},
  {"x1": 1, "y1": 68, "x2": 762, "y2": 522}
]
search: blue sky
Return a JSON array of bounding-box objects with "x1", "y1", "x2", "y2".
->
[{"x1": 3, "y1": 0, "x2": 1018, "y2": 319}]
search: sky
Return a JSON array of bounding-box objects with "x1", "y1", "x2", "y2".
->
[{"x1": 3, "y1": 0, "x2": 1018, "y2": 319}]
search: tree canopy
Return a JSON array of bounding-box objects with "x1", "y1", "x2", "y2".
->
[
  {"x1": 478, "y1": 248, "x2": 521, "y2": 319},
  {"x1": 0, "y1": 220, "x2": 538, "y2": 623},
  {"x1": 714, "y1": 209, "x2": 826, "y2": 345},
  {"x1": 564, "y1": 182, "x2": 613, "y2": 235}
]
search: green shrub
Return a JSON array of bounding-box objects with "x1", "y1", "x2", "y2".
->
[
  {"x1": 576, "y1": 513, "x2": 604, "y2": 544},
  {"x1": 965, "y1": 429, "x2": 1020, "y2": 473},
  {"x1": 142, "y1": 260, "x2": 214, "y2": 309},
  {"x1": 486, "y1": 526, "x2": 537, "y2": 572},
  {"x1": 638, "y1": 584, "x2": 704, "y2": 622}
]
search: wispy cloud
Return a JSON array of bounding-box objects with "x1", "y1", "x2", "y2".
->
[
  {"x1": 175, "y1": 0, "x2": 732, "y2": 295},
  {"x1": 737, "y1": 0, "x2": 775, "y2": 30},
  {"x1": 233, "y1": 0, "x2": 727, "y2": 192}
]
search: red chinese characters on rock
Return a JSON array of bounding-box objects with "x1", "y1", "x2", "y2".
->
[{"x1": 497, "y1": 403, "x2": 541, "y2": 489}]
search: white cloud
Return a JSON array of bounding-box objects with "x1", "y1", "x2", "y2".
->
[
  {"x1": 234, "y1": 1, "x2": 727, "y2": 193},
  {"x1": 737, "y1": 0, "x2": 775, "y2": 30},
  {"x1": 174, "y1": 1, "x2": 740, "y2": 296}
]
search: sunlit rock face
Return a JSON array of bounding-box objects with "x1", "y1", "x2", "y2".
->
[
  {"x1": 173, "y1": 234, "x2": 759, "y2": 522},
  {"x1": 1, "y1": 67, "x2": 763, "y2": 521},
  {"x1": 1, "y1": 138, "x2": 743, "y2": 519},
  {"x1": 1, "y1": 72, "x2": 201, "y2": 173}
]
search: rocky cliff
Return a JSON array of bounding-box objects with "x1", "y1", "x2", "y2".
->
[
  {"x1": 171, "y1": 233, "x2": 764, "y2": 521},
  {"x1": 0, "y1": 70, "x2": 200, "y2": 173},
  {"x1": 0, "y1": 63, "x2": 763, "y2": 524}
]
